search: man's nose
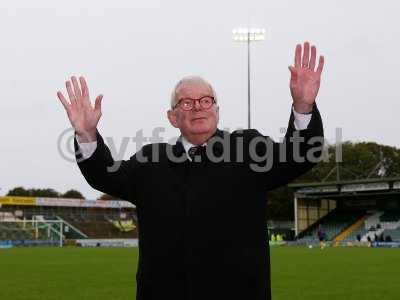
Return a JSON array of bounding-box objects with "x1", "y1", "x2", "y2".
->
[{"x1": 193, "y1": 99, "x2": 202, "y2": 111}]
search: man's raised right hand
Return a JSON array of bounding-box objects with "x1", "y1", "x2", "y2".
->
[{"x1": 57, "y1": 76, "x2": 102, "y2": 142}]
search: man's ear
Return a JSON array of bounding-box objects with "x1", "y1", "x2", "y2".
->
[{"x1": 167, "y1": 110, "x2": 179, "y2": 128}]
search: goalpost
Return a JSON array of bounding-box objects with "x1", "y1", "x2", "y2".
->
[{"x1": 0, "y1": 219, "x2": 64, "y2": 247}]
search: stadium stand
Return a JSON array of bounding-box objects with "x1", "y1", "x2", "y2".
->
[
  {"x1": 0, "y1": 222, "x2": 34, "y2": 240},
  {"x1": 111, "y1": 219, "x2": 136, "y2": 232},
  {"x1": 296, "y1": 209, "x2": 400, "y2": 243},
  {"x1": 0, "y1": 196, "x2": 138, "y2": 246},
  {"x1": 383, "y1": 229, "x2": 400, "y2": 241},
  {"x1": 380, "y1": 210, "x2": 400, "y2": 241},
  {"x1": 297, "y1": 209, "x2": 365, "y2": 242},
  {"x1": 337, "y1": 210, "x2": 400, "y2": 242},
  {"x1": 290, "y1": 177, "x2": 400, "y2": 246},
  {"x1": 61, "y1": 214, "x2": 137, "y2": 239},
  {"x1": 380, "y1": 210, "x2": 400, "y2": 222}
]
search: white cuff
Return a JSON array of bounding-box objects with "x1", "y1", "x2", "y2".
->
[
  {"x1": 76, "y1": 138, "x2": 97, "y2": 160},
  {"x1": 292, "y1": 107, "x2": 312, "y2": 130}
]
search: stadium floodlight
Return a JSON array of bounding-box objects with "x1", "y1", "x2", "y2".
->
[{"x1": 232, "y1": 27, "x2": 266, "y2": 129}]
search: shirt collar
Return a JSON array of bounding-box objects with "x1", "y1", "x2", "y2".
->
[
  {"x1": 180, "y1": 136, "x2": 206, "y2": 160},
  {"x1": 174, "y1": 129, "x2": 225, "y2": 161}
]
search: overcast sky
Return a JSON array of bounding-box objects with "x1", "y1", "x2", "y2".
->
[{"x1": 1, "y1": 0, "x2": 399, "y2": 199}]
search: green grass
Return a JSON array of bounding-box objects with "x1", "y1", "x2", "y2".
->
[
  {"x1": 0, "y1": 246, "x2": 399, "y2": 299},
  {"x1": 271, "y1": 246, "x2": 399, "y2": 300}
]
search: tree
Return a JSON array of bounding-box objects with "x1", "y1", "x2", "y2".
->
[
  {"x1": 61, "y1": 189, "x2": 84, "y2": 199},
  {"x1": 30, "y1": 188, "x2": 59, "y2": 197},
  {"x1": 98, "y1": 193, "x2": 117, "y2": 200},
  {"x1": 7, "y1": 187, "x2": 59, "y2": 197},
  {"x1": 266, "y1": 186, "x2": 293, "y2": 221},
  {"x1": 7, "y1": 187, "x2": 88, "y2": 198},
  {"x1": 299, "y1": 142, "x2": 400, "y2": 182},
  {"x1": 7, "y1": 186, "x2": 29, "y2": 196}
]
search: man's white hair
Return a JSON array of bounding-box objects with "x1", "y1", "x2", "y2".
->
[{"x1": 170, "y1": 75, "x2": 218, "y2": 109}]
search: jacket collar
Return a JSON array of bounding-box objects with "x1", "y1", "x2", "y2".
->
[{"x1": 172, "y1": 129, "x2": 226, "y2": 158}]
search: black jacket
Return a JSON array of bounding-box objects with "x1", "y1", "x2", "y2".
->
[{"x1": 75, "y1": 106, "x2": 323, "y2": 300}]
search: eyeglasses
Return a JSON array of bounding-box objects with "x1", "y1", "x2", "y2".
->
[{"x1": 174, "y1": 96, "x2": 216, "y2": 111}]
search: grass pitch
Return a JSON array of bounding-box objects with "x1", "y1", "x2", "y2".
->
[{"x1": 0, "y1": 246, "x2": 399, "y2": 299}]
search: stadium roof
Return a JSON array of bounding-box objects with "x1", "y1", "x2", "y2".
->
[
  {"x1": 0, "y1": 196, "x2": 135, "y2": 209},
  {"x1": 288, "y1": 177, "x2": 400, "y2": 200}
]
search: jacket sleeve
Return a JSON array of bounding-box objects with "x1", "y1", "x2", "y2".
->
[
  {"x1": 74, "y1": 131, "x2": 140, "y2": 204},
  {"x1": 245, "y1": 104, "x2": 324, "y2": 190}
]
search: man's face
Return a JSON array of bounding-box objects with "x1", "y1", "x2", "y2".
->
[{"x1": 168, "y1": 81, "x2": 219, "y2": 140}]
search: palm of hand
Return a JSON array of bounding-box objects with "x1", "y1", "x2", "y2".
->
[
  {"x1": 57, "y1": 76, "x2": 103, "y2": 138},
  {"x1": 290, "y1": 68, "x2": 321, "y2": 106},
  {"x1": 289, "y1": 42, "x2": 324, "y2": 112},
  {"x1": 68, "y1": 97, "x2": 101, "y2": 134}
]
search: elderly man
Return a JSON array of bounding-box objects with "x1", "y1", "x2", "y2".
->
[{"x1": 57, "y1": 41, "x2": 324, "y2": 300}]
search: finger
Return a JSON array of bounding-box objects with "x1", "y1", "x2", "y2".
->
[
  {"x1": 94, "y1": 94, "x2": 103, "y2": 112},
  {"x1": 71, "y1": 76, "x2": 82, "y2": 98},
  {"x1": 294, "y1": 44, "x2": 301, "y2": 68},
  {"x1": 79, "y1": 76, "x2": 90, "y2": 98},
  {"x1": 309, "y1": 45, "x2": 317, "y2": 71},
  {"x1": 57, "y1": 91, "x2": 70, "y2": 112},
  {"x1": 316, "y1": 55, "x2": 325, "y2": 74},
  {"x1": 302, "y1": 41, "x2": 310, "y2": 68},
  {"x1": 66, "y1": 81, "x2": 76, "y2": 103}
]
